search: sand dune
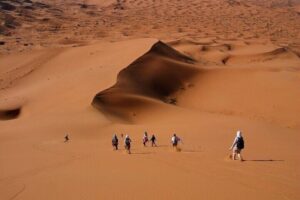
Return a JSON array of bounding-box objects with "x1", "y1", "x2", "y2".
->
[
  {"x1": 1, "y1": 0, "x2": 300, "y2": 200},
  {"x1": 90, "y1": 39, "x2": 300, "y2": 128},
  {"x1": 92, "y1": 41, "x2": 198, "y2": 122}
]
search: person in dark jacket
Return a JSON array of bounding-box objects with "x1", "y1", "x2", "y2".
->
[
  {"x1": 124, "y1": 135, "x2": 132, "y2": 154},
  {"x1": 150, "y1": 134, "x2": 157, "y2": 147},
  {"x1": 112, "y1": 134, "x2": 119, "y2": 150}
]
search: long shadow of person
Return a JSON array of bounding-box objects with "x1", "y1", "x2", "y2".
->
[{"x1": 243, "y1": 159, "x2": 284, "y2": 162}]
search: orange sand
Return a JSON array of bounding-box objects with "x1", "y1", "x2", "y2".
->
[{"x1": 0, "y1": 0, "x2": 300, "y2": 200}]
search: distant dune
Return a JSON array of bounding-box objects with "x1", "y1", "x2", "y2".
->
[{"x1": 1, "y1": 0, "x2": 300, "y2": 54}]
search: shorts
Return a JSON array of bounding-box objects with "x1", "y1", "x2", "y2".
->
[{"x1": 233, "y1": 147, "x2": 241, "y2": 153}]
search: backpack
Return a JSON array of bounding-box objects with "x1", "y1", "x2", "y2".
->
[
  {"x1": 236, "y1": 137, "x2": 244, "y2": 149},
  {"x1": 172, "y1": 137, "x2": 178, "y2": 145},
  {"x1": 125, "y1": 138, "x2": 130, "y2": 145}
]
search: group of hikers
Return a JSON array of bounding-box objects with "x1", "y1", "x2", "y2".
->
[
  {"x1": 65, "y1": 130, "x2": 245, "y2": 161},
  {"x1": 112, "y1": 132, "x2": 182, "y2": 154},
  {"x1": 112, "y1": 130, "x2": 244, "y2": 160}
]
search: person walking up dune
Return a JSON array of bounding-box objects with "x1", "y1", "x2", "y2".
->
[
  {"x1": 229, "y1": 130, "x2": 245, "y2": 161},
  {"x1": 143, "y1": 131, "x2": 149, "y2": 147},
  {"x1": 171, "y1": 134, "x2": 181, "y2": 151},
  {"x1": 124, "y1": 135, "x2": 132, "y2": 154},
  {"x1": 112, "y1": 134, "x2": 119, "y2": 150},
  {"x1": 150, "y1": 134, "x2": 157, "y2": 147}
]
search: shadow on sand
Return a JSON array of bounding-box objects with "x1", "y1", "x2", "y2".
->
[{"x1": 244, "y1": 159, "x2": 284, "y2": 162}]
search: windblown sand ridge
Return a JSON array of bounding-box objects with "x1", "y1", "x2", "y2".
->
[{"x1": 92, "y1": 41, "x2": 198, "y2": 121}]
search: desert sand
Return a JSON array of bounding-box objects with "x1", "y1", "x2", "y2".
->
[{"x1": 1, "y1": 0, "x2": 300, "y2": 200}]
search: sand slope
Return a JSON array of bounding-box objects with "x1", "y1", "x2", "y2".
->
[
  {"x1": 0, "y1": 0, "x2": 300, "y2": 200},
  {"x1": 1, "y1": 38, "x2": 299, "y2": 199}
]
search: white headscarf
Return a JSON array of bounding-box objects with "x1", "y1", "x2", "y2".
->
[{"x1": 236, "y1": 130, "x2": 242, "y2": 138}]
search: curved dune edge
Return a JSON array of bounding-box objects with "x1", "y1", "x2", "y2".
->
[
  {"x1": 92, "y1": 41, "x2": 199, "y2": 122},
  {"x1": 0, "y1": 97, "x2": 25, "y2": 120},
  {"x1": 0, "y1": 107, "x2": 21, "y2": 120}
]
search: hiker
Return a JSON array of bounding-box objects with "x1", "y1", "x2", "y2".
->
[
  {"x1": 150, "y1": 134, "x2": 157, "y2": 147},
  {"x1": 142, "y1": 131, "x2": 149, "y2": 146},
  {"x1": 124, "y1": 135, "x2": 132, "y2": 154},
  {"x1": 112, "y1": 134, "x2": 119, "y2": 150},
  {"x1": 229, "y1": 130, "x2": 245, "y2": 161},
  {"x1": 64, "y1": 134, "x2": 69, "y2": 142},
  {"x1": 171, "y1": 134, "x2": 181, "y2": 148}
]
